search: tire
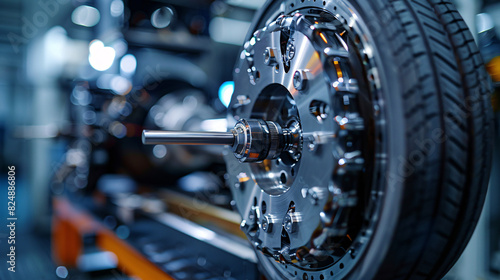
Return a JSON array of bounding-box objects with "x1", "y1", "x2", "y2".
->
[
  {"x1": 233, "y1": 1, "x2": 493, "y2": 279},
  {"x1": 364, "y1": 0, "x2": 493, "y2": 279}
]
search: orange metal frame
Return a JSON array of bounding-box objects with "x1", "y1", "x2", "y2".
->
[{"x1": 52, "y1": 197, "x2": 174, "y2": 280}]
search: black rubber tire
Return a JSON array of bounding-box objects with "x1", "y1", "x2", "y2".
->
[
  {"x1": 348, "y1": 0, "x2": 493, "y2": 279},
  {"x1": 245, "y1": 1, "x2": 493, "y2": 279}
]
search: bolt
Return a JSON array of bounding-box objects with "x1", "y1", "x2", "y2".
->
[
  {"x1": 284, "y1": 212, "x2": 301, "y2": 233},
  {"x1": 293, "y1": 70, "x2": 307, "y2": 91},
  {"x1": 307, "y1": 135, "x2": 316, "y2": 152},
  {"x1": 261, "y1": 214, "x2": 276, "y2": 233}
]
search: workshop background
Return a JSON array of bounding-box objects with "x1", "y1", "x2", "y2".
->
[{"x1": 0, "y1": 0, "x2": 498, "y2": 279}]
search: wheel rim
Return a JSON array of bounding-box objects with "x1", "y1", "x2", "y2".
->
[{"x1": 224, "y1": 1, "x2": 389, "y2": 278}]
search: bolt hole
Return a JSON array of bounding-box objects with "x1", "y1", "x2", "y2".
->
[
  {"x1": 275, "y1": 64, "x2": 279, "y2": 73},
  {"x1": 295, "y1": 271, "x2": 298, "y2": 276},
  {"x1": 291, "y1": 3, "x2": 294, "y2": 8},
  {"x1": 291, "y1": 168, "x2": 295, "y2": 176},
  {"x1": 280, "y1": 172, "x2": 287, "y2": 184},
  {"x1": 323, "y1": 1, "x2": 326, "y2": 5},
  {"x1": 320, "y1": 275, "x2": 324, "y2": 280},
  {"x1": 303, "y1": 273, "x2": 308, "y2": 280},
  {"x1": 334, "y1": 6, "x2": 337, "y2": 10},
  {"x1": 262, "y1": 201, "x2": 267, "y2": 214},
  {"x1": 330, "y1": 271, "x2": 333, "y2": 276},
  {"x1": 253, "y1": 197, "x2": 257, "y2": 206},
  {"x1": 340, "y1": 263, "x2": 344, "y2": 269}
]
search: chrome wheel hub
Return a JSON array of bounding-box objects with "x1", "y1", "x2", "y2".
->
[{"x1": 225, "y1": 1, "x2": 386, "y2": 278}]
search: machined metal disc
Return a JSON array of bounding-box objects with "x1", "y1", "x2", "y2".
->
[{"x1": 225, "y1": 0, "x2": 387, "y2": 279}]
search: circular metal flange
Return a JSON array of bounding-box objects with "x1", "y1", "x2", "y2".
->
[{"x1": 225, "y1": 1, "x2": 387, "y2": 279}]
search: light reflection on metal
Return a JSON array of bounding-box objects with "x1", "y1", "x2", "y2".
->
[
  {"x1": 218, "y1": 81, "x2": 234, "y2": 107},
  {"x1": 200, "y1": 118, "x2": 228, "y2": 132},
  {"x1": 151, "y1": 7, "x2": 174, "y2": 29},
  {"x1": 72, "y1": 5, "x2": 100, "y2": 27},
  {"x1": 88, "y1": 40, "x2": 116, "y2": 71},
  {"x1": 152, "y1": 145, "x2": 168, "y2": 158},
  {"x1": 96, "y1": 74, "x2": 132, "y2": 95},
  {"x1": 120, "y1": 54, "x2": 137, "y2": 76},
  {"x1": 225, "y1": 0, "x2": 266, "y2": 9},
  {"x1": 110, "y1": 0, "x2": 124, "y2": 17},
  {"x1": 209, "y1": 17, "x2": 251, "y2": 45}
]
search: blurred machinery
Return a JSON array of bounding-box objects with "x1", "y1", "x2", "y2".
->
[
  {"x1": 6, "y1": 0, "x2": 493, "y2": 280},
  {"x1": 48, "y1": 0, "x2": 263, "y2": 279}
]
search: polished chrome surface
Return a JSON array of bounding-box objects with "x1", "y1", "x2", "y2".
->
[
  {"x1": 143, "y1": 118, "x2": 301, "y2": 163},
  {"x1": 224, "y1": 1, "x2": 387, "y2": 279},
  {"x1": 142, "y1": 130, "x2": 235, "y2": 145}
]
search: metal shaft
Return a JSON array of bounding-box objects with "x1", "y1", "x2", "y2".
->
[
  {"x1": 142, "y1": 119, "x2": 301, "y2": 163},
  {"x1": 142, "y1": 130, "x2": 235, "y2": 146}
]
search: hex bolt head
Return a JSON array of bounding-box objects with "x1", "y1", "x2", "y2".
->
[
  {"x1": 284, "y1": 212, "x2": 301, "y2": 233},
  {"x1": 293, "y1": 70, "x2": 308, "y2": 91},
  {"x1": 261, "y1": 214, "x2": 277, "y2": 233}
]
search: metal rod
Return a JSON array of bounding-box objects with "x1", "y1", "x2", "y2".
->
[{"x1": 142, "y1": 130, "x2": 235, "y2": 146}]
